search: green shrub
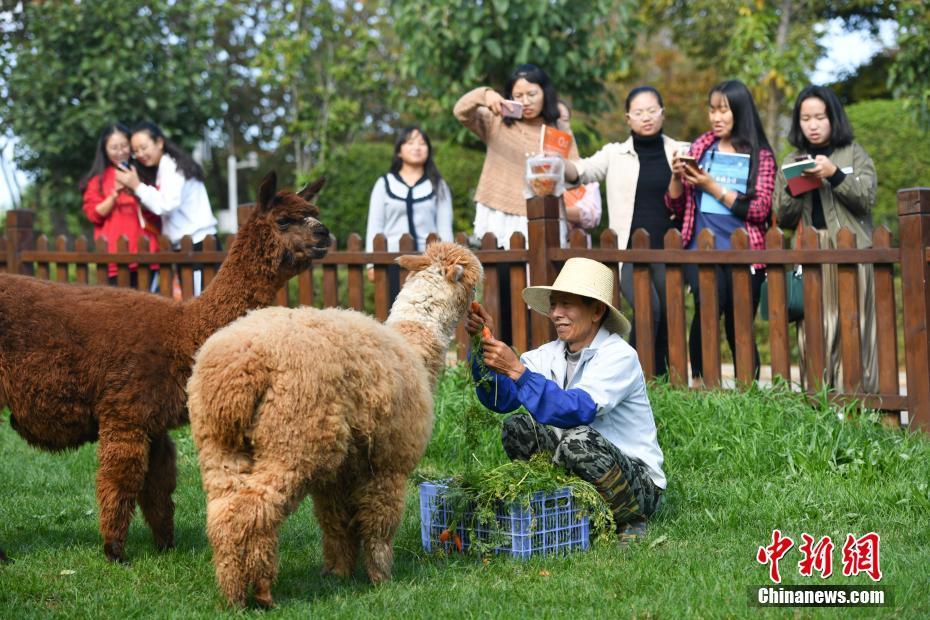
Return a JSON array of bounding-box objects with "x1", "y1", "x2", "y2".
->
[
  {"x1": 313, "y1": 139, "x2": 485, "y2": 246},
  {"x1": 846, "y1": 99, "x2": 930, "y2": 232}
]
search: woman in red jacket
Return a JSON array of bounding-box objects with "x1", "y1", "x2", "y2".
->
[{"x1": 80, "y1": 123, "x2": 161, "y2": 288}]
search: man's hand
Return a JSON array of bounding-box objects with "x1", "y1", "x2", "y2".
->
[
  {"x1": 466, "y1": 301, "x2": 494, "y2": 336},
  {"x1": 481, "y1": 332, "x2": 525, "y2": 381}
]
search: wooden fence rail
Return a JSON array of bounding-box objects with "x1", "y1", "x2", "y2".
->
[{"x1": 3, "y1": 187, "x2": 930, "y2": 429}]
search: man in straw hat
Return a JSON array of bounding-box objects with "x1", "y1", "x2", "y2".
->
[{"x1": 468, "y1": 257, "x2": 665, "y2": 541}]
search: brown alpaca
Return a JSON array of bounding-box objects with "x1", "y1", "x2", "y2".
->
[
  {"x1": 187, "y1": 242, "x2": 482, "y2": 608},
  {"x1": 0, "y1": 172, "x2": 330, "y2": 563}
]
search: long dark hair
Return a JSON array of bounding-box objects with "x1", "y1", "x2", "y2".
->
[
  {"x1": 130, "y1": 121, "x2": 205, "y2": 182},
  {"x1": 79, "y1": 123, "x2": 131, "y2": 193},
  {"x1": 390, "y1": 126, "x2": 446, "y2": 201},
  {"x1": 787, "y1": 85, "x2": 855, "y2": 151},
  {"x1": 502, "y1": 63, "x2": 561, "y2": 128},
  {"x1": 709, "y1": 80, "x2": 772, "y2": 194}
]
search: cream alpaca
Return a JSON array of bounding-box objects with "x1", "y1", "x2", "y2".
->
[{"x1": 187, "y1": 242, "x2": 483, "y2": 608}]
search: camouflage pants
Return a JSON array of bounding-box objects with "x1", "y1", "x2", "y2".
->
[{"x1": 501, "y1": 414, "x2": 663, "y2": 527}]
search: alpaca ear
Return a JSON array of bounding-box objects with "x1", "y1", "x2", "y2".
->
[
  {"x1": 396, "y1": 254, "x2": 431, "y2": 273},
  {"x1": 298, "y1": 177, "x2": 325, "y2": 202},
  {"x1": 446, "y1": 264, "x2": 465, "y2": 283},
  {"x1": 258, "y1": 171, "x2": 278, "y2": 212}
]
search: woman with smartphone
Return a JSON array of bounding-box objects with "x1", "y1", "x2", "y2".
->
[
  {"x1": 80, "y1": 123, "x2": 161, "y2": 288},
  {"x1": 563, "y1": 86, "x2": 683, "y2": 376},
  {"x1": 454, "y1": 63, "x2": 577, "y2": 246},
  {"x1": 365, "y1": 126, "x2": 453, "y2": 301},
  {"x1": 115, "y1": 121, "x2": 218, "y2": 296},
  {"x1": 773, "y1": 85, "x2": 877, "y2": 392},
  {"x1": 454, "y1": 63, "x2": 576, "y2": 340},
  {"x1": 665, "y1": 80, "x2": 775, "y2": 385}
]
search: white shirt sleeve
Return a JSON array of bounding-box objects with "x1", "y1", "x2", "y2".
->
[
  {"x1": 134, "y1": 155, "x2": 185, "y2": 216},
  {"x1": 365, "y1": 177, "x2": 387, "y2": 253},
  {"x1": 436, "y1": 181, "x2": 454, "y2": 242},
  {"x1": 573, "y1": 145, "x2": 613, "y2": 185}
]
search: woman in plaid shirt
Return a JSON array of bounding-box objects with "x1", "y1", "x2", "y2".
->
[{"x1": 665, "y1": 80, "x2": 775, "y2": 384}]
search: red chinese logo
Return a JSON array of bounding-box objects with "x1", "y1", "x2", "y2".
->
[
  {"x1": 757, "y1": 529, "x2": 794, "y2": 584},
  {"x1": 798, "y1": 534, "x2": 834, "y2": 578},
  {"x1": 758, "y1": 530, "x2": 883, "y2": 583},
  {"x1": 841, "y1": 532, "x2": 882, "y2": 582}
]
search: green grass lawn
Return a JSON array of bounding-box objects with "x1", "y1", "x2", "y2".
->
[{"x1": 2, "y1": 365, "x2": 929, "y2": 618}]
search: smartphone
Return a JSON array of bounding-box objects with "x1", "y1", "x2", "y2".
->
[
  {"x1": 678, "y1": 154, "x2": 699, "y2": 170},
  {"x1": 501, "y1": 100, "x2": 523, "y2": 119},
  {"x1": 116, "y1": 160, "x2": 131, "y2": 171}
]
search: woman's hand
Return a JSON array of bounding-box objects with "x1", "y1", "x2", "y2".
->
[
  {"x1": 466, "y1": 301, "x2": 494, "y2": 336},
  {"x1": 114, "y1": 165, "x2": 141, "y2": 191},
  {"x1": 681, "y1": 161, "x2": 713, "y2": 190},
  {"x1": 483, "y1": 89, "x2": 508, "y2": 116},
  {"x1": 802, "y1": 155, "x2": 838, "y2": 179}
]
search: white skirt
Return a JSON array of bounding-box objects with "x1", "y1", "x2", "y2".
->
[{"x1": 473, "y1": 202, "x2": 567, "y2": 249}]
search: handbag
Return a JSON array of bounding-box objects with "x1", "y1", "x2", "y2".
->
[{"x1": 760, "y1": 266, "x2": 804, "y2": 322}]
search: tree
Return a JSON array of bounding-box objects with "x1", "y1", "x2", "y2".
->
[
  {"x1": 391, "y1": 0, "x2": 639, "y2": 139},
  {"x1": 0, "y1": 1, "x2": 227, "y2": 229},
  {"x1": 252, "y1": 0, "x2": 400, "y2": 183},
  {"x1": 889, "y1": 1, "x2": 930, "y2": 127}
]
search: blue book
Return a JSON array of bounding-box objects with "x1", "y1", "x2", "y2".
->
[{"x1": 700, "y1": 151, "x2": 750, "y2": 215}]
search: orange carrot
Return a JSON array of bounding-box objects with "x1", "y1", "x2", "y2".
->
[
  {"x1": 470, "y1": 300, "x2": 480, "y2": 312},
  {"x1": 482, "y1": 326, "x2": 492, "y2": 339},
  {"x1": 438, "y1": 529, "x2": 451, "y2": 544},
  {"x1": 453, "y1": 533, "x2": 464, "y2": 553}
]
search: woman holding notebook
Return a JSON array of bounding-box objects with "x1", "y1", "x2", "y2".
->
[
  {"x1": 773, "y1": 85, "x2": 877, "y2": 393},
  {"x1": 665, "y1": 80, "x2": 775, "y2": 385}
]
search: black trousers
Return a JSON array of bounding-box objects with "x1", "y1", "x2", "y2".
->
[{"x1": 684, "y1": 264, "x2": 765, "y2": 380}]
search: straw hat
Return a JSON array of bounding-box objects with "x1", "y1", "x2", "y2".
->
[{"x1": 522, "y1": 258, "x2": 631, "y2": 336}]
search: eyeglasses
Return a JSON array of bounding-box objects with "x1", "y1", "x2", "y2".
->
[
  {"x1": 629, "y1": 107, "x2": 663, "y2": 120},
  {"x1": 512, "y1": 90, "x2": 541, "y2": 102}
]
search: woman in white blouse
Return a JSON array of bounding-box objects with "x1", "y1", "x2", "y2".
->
[
  {"x1": 365, "y1": 126, "x2": 453, "y2": 298},
  {"x1": 116, "y1": 121, "x2": 218, "y2": 296}
]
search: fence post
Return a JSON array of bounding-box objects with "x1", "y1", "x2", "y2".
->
[
  {"x1": 898, "y1": 188, "x2": 930, "y2": 430},
  {"x1": 526, "y1": 195, "x2": 561, "y2": 349},
  {"x1": 237, "y1": 203, "x2": 255, "y2": 229},
  {"x1": 5, "y1": 209, "x2": 35, "y2": 275}
]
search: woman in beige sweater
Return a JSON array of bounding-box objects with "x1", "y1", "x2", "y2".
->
[{"x1": 454, "y1": 63, "x2": 577, "y2": 249}]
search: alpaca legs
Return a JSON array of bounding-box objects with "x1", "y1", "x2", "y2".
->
[
  {"x1": 206, "y1": 462, "x2": 304, "y2": 608},
  {"x1": 354, "y1": 472, "x2": 407, "y2": 584},
  {"x1": 138, "y1": 433, "x2": 177, "y2": 551},
  {"x1": 96, "y1": 428, "x2": 150, "y2": 562},
  {"x1": 312, "y1": 486, "x2": 359, "y2": 578}
]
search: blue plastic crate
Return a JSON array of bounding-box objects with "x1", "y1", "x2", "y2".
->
[{"x1": 419, "y1": 480, "x2": 590, "y2": 558}]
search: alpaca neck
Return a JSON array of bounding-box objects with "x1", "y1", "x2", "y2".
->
[
  {"x1": 388, "y1": 319, "x2": 449, "y2": 387},
  {"x1": 385, "y1": 277, "x2": 461, "y2": 386},
  {"x1": 181, "y1": 228, "x2": 287, "y2": 356}
]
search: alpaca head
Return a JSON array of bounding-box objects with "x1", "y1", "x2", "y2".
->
[
  {"x1": 239, "y1": 171, "x2": 331, "y2": 281},
  {"x1": 392, "y1": 242, "x2": 483, "y2": 336}
]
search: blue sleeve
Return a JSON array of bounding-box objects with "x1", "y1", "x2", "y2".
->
[
  {"x1": 514, "y1": 370, "x2": 598, "y2": 428},
  {"x1": 471, "y1": 355, "x2": 522, "y2": 413}
]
